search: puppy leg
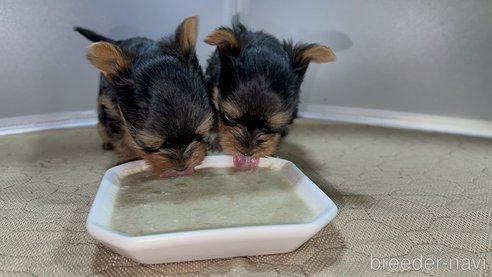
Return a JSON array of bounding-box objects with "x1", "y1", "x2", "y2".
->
[
  {"x1": 97, "y1": 92, "x2": 123, "y2": 150},
  {"x1": 96, "y1": 122, "x2": 114, "y2": 150},
  {"x1": 113, "y1": 129, "x2": 141, "y2": 165}
]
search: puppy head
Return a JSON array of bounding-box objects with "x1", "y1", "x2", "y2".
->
[
  {"x1": 205, "y1": 27, "x2": 335, "y2": 167},
  {"x1": 87, "y1": 16, "x2": 214, "y2": 176},
  {"x1": 130, "y1": 109, "x2": 214, "y2": 177},
  {"x1": 217, "y1": 77, "x2": 291, "y2": 162}
]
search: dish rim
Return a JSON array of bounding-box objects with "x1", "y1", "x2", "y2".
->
[{"x1": 87, "y1": 155, "x2": 338, "y2": 253}]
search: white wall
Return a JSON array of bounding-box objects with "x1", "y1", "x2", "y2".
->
[
  {"x1": 239, "y1": 0, "x2": 492, "y2": 121},
  {"x1": 0, "y1": 0, "x2": 230, "y2": 118},
  {"x1": 1, "y1": 0, "x2": 491, "y2": 125}
]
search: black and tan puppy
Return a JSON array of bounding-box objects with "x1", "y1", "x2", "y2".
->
[
  {"x1": 75, "y1": 16, "x2": 214, "y2": 177},
  {"x1": 204, "y1": 21, "x2": 335, "y2": 169}
]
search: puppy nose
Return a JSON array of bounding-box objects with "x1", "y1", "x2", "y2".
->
[
  {"x1": 175, "y1": 163, "x2": 187, "y2": 171},
  {"x1": 240, "y1": 150, "x2": 253, "y2": 157}
]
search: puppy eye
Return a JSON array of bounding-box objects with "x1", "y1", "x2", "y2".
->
[
  {"x1": 162, "y1": 140, "x2": 174, "y2": 149},
  {"x1": 134, "y1": 139, "x2": 160, "y2": 153},
  {"x1": 142, "y1": 147, "x2": 159, "y2": 153},
  {"x1": 255, "y1": 139, "x2": 267, "y2": 145},
  {"x1": 221, "y1": 113, "x2": 237, "y2": 127}
]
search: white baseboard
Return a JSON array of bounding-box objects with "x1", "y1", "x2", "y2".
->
[
  {"x1": 0, "y1": 110, "x2": 97, "y2": 136},
  {"x1": 1, "y1": 106, "x2": 492, "y2": 139},
  {"x1": 298, "y1": 104, "x2": 492, "y2": 139}
]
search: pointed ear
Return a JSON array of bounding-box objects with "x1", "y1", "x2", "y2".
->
[
  {"x1": 204, "y1": 28, "x2": 239, "y2": 56},
  {"x1": 295, "y1": 44, "x2": 335, "y2": 64},
  {"x1": 175, "y1": 15, "x2": 198, "y2": 58},
  {"x1": 285, "y1": 42, "x2": 335, "y2": 76},
  {"x1": 205, "y1": 28, "x2": 239, "y2": 95},
  {"x1": 86, "y1": 42, "x2": 129, "y2": 77}
]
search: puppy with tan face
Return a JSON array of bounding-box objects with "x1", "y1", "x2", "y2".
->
[
  {"x1": 205, "y1": 21, "x2": 335, "y2": 169},
  {"x1": 75, "y1": 16, "x2": 214, "y2": 177}
]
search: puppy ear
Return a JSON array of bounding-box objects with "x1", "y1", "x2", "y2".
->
[
  {"x1": 86, "y1": 42, "x2": 129, "y2": 77},
  {"x1": 204, "y1": 27, "x2": 239, "y2": 96},
  {"x1": 204, "y1": 28, "x2": 239, "y2": 56},
  {"x1": 175, "y1": 15, "x2": 198, "y2": 58},
  {"x1": 295, "y1": 44, "x2": 335, "y2": 64},
  {"x1": 284, "y1": 41, "x2": 335, "y2": 76},
  {"x1": 205, "y1": 28, "x2": 240, "y2": 96}
]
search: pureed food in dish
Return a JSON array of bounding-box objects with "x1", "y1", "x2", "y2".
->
[{"x1": 110, "y1": 167, "x2": 317, "y2": 236}]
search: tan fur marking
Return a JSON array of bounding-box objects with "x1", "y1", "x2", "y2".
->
[
  {"x1": 106, "y1": 106, "x2": 141, "y2": 164},
  {"x1": 221, "y1": 101, "x2": 242, "y2": 119},
  {"x1": 87, "y1": 42, "x2": 128, "y2": 77},
  {"x1": 142, "y1": 141, "x2": 207, "y2": 175},
  {"x1": 196, "y1": 113, "x2": 214, "y2": 135},
  {"x1": 218, "y1": 122, "x2": 240, "y2": 156},
  {"x1": 134, "y1": 131, "x2": 164, "y2": 149},
  {"x1": 113, "y1": 127, "x2": 141, "y2": 164},
  {"x1": 204, "y1": 30, "x2": 238, "y2": 49},
  {"x1": 96, "y1": 122, "x2": 114, "y2": 150},
  {"x1": 298, "y1": 45, "x2": 336, "y2": 64},
  {"x1": 210, "y1": 86, "x2": 220, "y2": 110},
  {"x1": 218, "y1": 123, "x2": 280, "y2": 158},
  {"x1": 100, "y1": 95, "x2": 119, "y2": 118},
  {"x1": 255, "y1": 133, "x2": 280, "y2": 157},
  {"x1": 142, "y1": 153, "x2": 176, "y2": 175},
  {"x1": 186, "y1": 141, "x2": 207, "y2": 168},
  {"x1": 179, "y1": 16, "x2": 198, "y2": 56},
  {"x1": 268, "y1": 111, "x2": 291, "y2": 129},
  {"x1": 98, "y1": 97, "x2": 123, "y2": 151}
]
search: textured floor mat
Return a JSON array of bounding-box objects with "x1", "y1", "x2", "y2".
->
[{"x1": 0, "y1": 119, "x2": 491, "y2": 276}]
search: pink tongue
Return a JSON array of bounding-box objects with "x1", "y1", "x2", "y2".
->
[
  {"x1": 233, "y1": 155, "x2": 260, "y2": 169},
  {"x1": 159, "y1": 167, "x2": 195, "y2": 178}
]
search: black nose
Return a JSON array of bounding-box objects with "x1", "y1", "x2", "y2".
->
[{"x1": 240, "y1": 150, "x2": 253, "y2": 157}]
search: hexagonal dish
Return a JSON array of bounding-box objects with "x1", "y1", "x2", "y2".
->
[{"x1": 87, "y1": 155, "x2": 338, "y2": 264}]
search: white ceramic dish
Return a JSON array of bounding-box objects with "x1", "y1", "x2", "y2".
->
[{"x1": 86, "y1": 155, "x2": 338, "y2": 264}]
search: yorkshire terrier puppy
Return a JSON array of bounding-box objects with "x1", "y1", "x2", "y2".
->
[
  {"x1": 204, "y1": 20, "x2": 335, "y2": 169},
  {"x1": 75, "y1": 16, "x2": 214, "y2": 177}
]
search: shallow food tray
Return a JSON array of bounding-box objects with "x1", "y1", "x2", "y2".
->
[{"x1": 86, "y1": 155, "x2": 338, "y2": 264}]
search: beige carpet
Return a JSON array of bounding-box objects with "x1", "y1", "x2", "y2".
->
[{"x1": 1, "y1": 119, "x2": 491, "y2": 276}]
